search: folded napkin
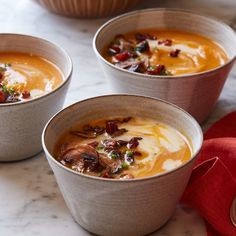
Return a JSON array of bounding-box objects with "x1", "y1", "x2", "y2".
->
[{"x1": 181, "y1": 112, "x2": 236, "y2": 236}]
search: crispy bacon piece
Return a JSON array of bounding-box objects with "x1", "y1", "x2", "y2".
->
[
  {"x1": 147, "y1": 65, "x2": 166, "y2": 75},
  {"x1": 169, "y1": 49, "x2": 181, "y2": 57},
  {"x1": 158, "y1": 39, "x2": 172, "y2": 46},
  {"x1": 22, "y1": 90, "x2": 31, "y2": 99},
  {"x1": 135, "y1": 33, "x2": 156, "y2": 42},
  {"x1": 115, "y1": 52, "x2": 131, "y2": 61},
  {"x1": 0, "y1": 90, "x2": 6, "y2": 103},
  {"x1": 88, "y1": 141, "x2": 99, "y2": 148},
  {"x1": 106, "y1": 120, "x2": 119, "y2": 135},
  {"x1": 127, "y1": 137, "x2": 143, "y2": 149},
  {"x1": 71, "y1": 124, "x2": 105, "y2": 139}
]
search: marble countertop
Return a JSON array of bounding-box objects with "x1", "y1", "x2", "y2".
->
[{"x1": 0, "y1": 0, "x2": 236, "y2": 235}]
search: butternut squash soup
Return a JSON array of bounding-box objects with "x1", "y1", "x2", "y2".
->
[
  {"x1": 0, "y1": 52, "x2": 63, "y2": 103},
  {"x1": 104, "y1": 30, "x2": 228, "y2": 76},
  {"x1": 54, "y1": 117, "x2": 192, "y2": 179}
]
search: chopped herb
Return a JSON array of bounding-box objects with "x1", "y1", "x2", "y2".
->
[
  {"x1": 1, "y1": 84, "x2": 6, "y2": 92},
  {"x1": 109, "y1": 150, "x2": 121, "y2": 159},
  {"x1": 121, "y1": 162, "x2": 129, "y2": 169},
  {"x1": 111, "y1": 153, "x2": 118, "y2": 159},
  {"x1": 8, "y1": 87, "x2": 15, "y2": 94},
  {"x1": 126, "y1": 150, "x2": 133, "y2": 157}
]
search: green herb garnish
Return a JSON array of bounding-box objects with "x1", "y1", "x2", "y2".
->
[
  {"x1": 1, "y1": 84, "x2": 7, "y2": 93},
  {"x1": 8, "y1": 87, "x2": 15, "y2": 94},
  {"x1": 1, "y1": 85, "x2": 15, "y2": 94},
  {"x1": 121, "y1": 162, "x2": 129, "y2": 169},
  {"x1": 126, "y1": 150, "x2": 133, "y2": 157},
  {"x1": 110, "y1": 152, "x2": 119, "y2": 159}
]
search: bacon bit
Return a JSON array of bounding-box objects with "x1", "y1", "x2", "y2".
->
[
  {"x1": 88, "y1": 141, "x2": 99, "y2": 148},
  {"x1": 115, "y1": 52, "x2": 131, "y2": 61},
  {"x1": 106, "y1": 120, "x2": 119, "y2": 135},
  {"x1": 108, "y1": 46, "x2": 121, "y2": 55},
  {"x1": 93, "y1": 126, "x2": 105, "y2": 135},
  {"x1": 135, "y1": 33, "x2": 156, "y2": 42},
  {"x1": 117, "y1": 140, "x2": 128, "y2": 146},
  {"x1": 127, "y1": 137, "x2": 143, "y2": 149},
  {"x1": 0, "y1": 90, "x2": 6, "y2": 103},
  {"x1": 101, "y1": 171, "x2": 111, "y2": 178},
  {"x1": 169, "y1": 49, "x2": 181, "y2": 57},
  {"x1": 111, "y1": 128, "x2": 128, "y2": 137},
  {"x1": 81, "y1": 124, "x2": 105, "y2": 136},
  {"x1": 103, "y1": 139, "x2": 117, "y2": 148},
  {"x1": 158, "y1": 39, "x2": 172, "y2": 46},
  {"x1": 22, "y1": 90, "x2": 31, "y2": 99},
  {"x1": 133, "y1": 151, "x2": 142, "y2": 156},
  {"x1": 147, "y1": 65, "x2": 165, "y2": 75}
]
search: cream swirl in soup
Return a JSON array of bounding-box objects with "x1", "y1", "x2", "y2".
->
[
  {"x1": 54, "y1": 117, "x2": 192, "y2": 179},
  {"x1": 104, "y1": 30, "x2": 228, "y2": 76},
  {"x1": 0, "y1": 52, "x2": 63, "y2": 103}
]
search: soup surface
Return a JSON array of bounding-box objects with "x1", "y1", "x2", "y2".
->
[
  {"x1": 0, "y1": 52, "x2": 63, "y2": 103},
  {"x1": 54, "y1": 117, "x2": 192, "y2": 179},
  {"x1": 103, "y1": 29, "x2": 228, "y2": 76}
]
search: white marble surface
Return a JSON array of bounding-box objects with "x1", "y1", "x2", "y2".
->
[{"x1": 0, "y1": 0, "x2": 236, "y2": 235}]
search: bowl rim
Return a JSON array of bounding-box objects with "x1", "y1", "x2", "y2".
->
[
  {"x1": 0, "y1": 33, "x2": 73, "y2": 107},
  {"x1": 42, "y1": 94, "x2": 203, "y2": 183},
  {"x1": 93, "y1": 7, "x2": 236, "y2": 80}
]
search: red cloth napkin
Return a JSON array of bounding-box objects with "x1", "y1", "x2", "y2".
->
[{"x1": 182, "y1": 112, "x2": 236, "y2": 236}]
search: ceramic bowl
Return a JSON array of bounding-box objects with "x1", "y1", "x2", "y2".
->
[
  {"x1": 0, "y1": 34, "x2": 72, "y2": 162},
  {"x1": 35, "y1": 0, "x2": 142, "y2": 18},
  {"x1": 42, "y1": 95, "x2": 203, "y2": 236},
  {"x1": 93, "y1": 8, "x2": 236, "y2": 123}
]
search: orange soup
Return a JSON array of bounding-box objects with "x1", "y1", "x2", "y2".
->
[
  {"x1": 54, "y1": 117, "x2": 192, "y2": 179},
  {"x1": 0, "y1": 52, "x2": 63, "y2": 103},
  {"x1": 104, "y1": 29, "x2": 228, "y2": 76}
]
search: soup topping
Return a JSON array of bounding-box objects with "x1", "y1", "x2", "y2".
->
[
  {"x1": 55, "y1": 117, "x2": 192, "y2": 179},
  {"x1": 104, "y1": 30, "x2": 228, "y2": 76},
  {"x1": 0, "y1": 52, "x2": 63, "y2": 104}
]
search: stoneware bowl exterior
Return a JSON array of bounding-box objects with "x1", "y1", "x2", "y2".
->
[
  {"x1": 35, "y1": 0, "x2": 142, "y2": 18},
  {"x1": 42, "y1": 95, "x2": 203, "y2": 236},
  {"x1": 0, "y1": 34, "x2": 72, "y2": 162},
  {"x1": 93, "y1": 8, "x2": 236, "y2": 123}
]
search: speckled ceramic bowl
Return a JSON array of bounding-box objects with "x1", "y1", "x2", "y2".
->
[
  {"x1": 93, "y1": 8, "x2": 236, "y2": 123},
  {"x1": 35, "y1": 0, "x2": 142, "y2": 18},
  {"x1": 0, "y1": 34, "x2": 72, "y2": 162},
  {"x1": 42, "y1": 95, "x2": 203, "y2": 236}
]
